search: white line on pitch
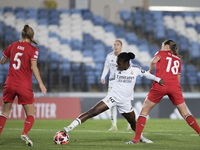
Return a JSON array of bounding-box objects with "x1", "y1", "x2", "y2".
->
[{"x1": 4, "y1": 128, "x2": 199, "y2": 137}]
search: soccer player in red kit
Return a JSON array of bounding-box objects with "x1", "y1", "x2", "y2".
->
[
  {"x1": 0, "y1": 25, "x2": 47, "y2": 146},
  {"x1": 127, "y1": 40, "x2": 200, "y2": 144}
]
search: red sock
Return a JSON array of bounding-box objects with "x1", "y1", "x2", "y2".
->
[
  {"x1": 0, "y1": 114, "x2": 7, "y2": 135},
  {"x1": 185, "y1": 115, "x2": 200, "y2": 134},
  {"x1": 134, "y1": 115, "x2": 147, "y2": 141},
  {"x1": 22, "y1": 115, "x2": 34, "y2": 135}
]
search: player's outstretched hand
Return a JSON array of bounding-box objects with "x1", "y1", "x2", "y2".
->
[
  {"x1": 159, "y1": 79, "x2": 164, "y2": 86},
  {"x1": 40, "y1": 84, "x2": 47, "y2": 95},
  {"x1": 101, "y1": 79, "x2": 105, "y2": 84}
]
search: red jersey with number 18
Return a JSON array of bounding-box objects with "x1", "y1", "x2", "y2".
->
[
  {"x1": 3, "y1": 41, "x2": 39, "y2": 90},
  {"x1": 154, "y1": 50, "x2": 182, "y2": 84}
]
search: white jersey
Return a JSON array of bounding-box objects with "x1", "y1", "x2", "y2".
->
[
  {"x1": 101, "y1": 51, "x2": 117, "y2": 80},
  {"x1": 109, "y1": 64, "x2": 161, "y2": 103}
]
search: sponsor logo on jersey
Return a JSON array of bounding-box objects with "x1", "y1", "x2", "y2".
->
[
  {"x1": 17, "y1": 46, "x2": 25, "y2": 50},
  {"x1": 116, "y1": 75, "x2": 134, "y2": 83}
]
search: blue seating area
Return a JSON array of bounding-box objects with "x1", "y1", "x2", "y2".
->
[
  {"x1": 120, "y1": 8, "x2": 200, "y2": 91},
  {"x1": 0, "y1": 7, "x2": 200, "y2": 92}
]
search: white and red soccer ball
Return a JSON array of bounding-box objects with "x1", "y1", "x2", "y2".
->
[{"x1": 54, "y1": 131, "x2": 69, "y2": 145}]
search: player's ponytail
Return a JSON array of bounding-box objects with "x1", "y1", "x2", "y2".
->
[
  {"x1": 164, "y1": 40, "x2": 181, "y2": 58},
  {"x1": 118, "y1": 52, "x2": 135, "y2": 63},
  {"x1": 21, "y1": 24, "x2": 38, "y2": 45},
  {"x1": 127, "y1": 52, "x2": 135, "y2": 60}
]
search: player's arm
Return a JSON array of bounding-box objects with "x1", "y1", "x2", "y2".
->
[
  {"x1": 101, "y1": 56, "x2": 110, "y2": 84},
  {"x1": 149, "y1": 55, "x2": 160, "y2": 74},
  {"x1": 137, "y1": 66, "x2": 164, "y2": 86},
  {"x1": 109, "y1": 68, "x2": 116, "y2": 81},
  {"x1": 0, "y1": 56, "x2": 9, "y2": 64},
  {"x1": 31, "y1": 60, "x2": 47, "y2": 95},
  {"x1": 177, "y1": 74, "x2": 181, "y2": 83},
  {"x1": 143, "y1": 71, "x2": 164, "y2": 86},
  {"x1": 101, "y1": 66, "x2": 109, "y2": 84}
]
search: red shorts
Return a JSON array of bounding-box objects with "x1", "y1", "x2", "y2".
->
[
  {"x1": 147, "y1": 82, "x2": 184, "y2": 105},
  {"x1": 3, "y1": 84, "x2": 34, "y2": 105}
]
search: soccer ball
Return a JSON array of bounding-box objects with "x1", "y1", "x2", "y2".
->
[{"x1": 53, "y1": 131, "x2": 69, "y2": 145}]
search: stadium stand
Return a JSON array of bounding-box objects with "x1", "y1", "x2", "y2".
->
[{"x1": 0, "y1": 6, "x2": 199, "y2": 92}]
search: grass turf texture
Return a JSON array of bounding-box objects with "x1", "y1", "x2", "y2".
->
[{"x1": 0, "y1": 119, "x2": 200, "y2": 150}]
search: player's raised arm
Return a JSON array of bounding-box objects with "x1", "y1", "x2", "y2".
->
[
  {"x1": 142, "y1": 70, "x2": 164, "y2": 86},
  {"x1": 149, "y1": 55, "x2": 160, "y2": 74}
]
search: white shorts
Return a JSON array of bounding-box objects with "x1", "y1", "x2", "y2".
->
[{"x1": 102, "y1": 95, "x2": 134, "y2": 114}]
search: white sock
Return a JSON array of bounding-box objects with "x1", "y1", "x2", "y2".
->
[
  {"x1": 134, "y1": 131, "x2": 143, "y2": 139},
  {"x1": 110, "y1": 106, "x2": 117, "y2": 126},
  {"x1": 140, "y1": 133, "x2": 144, "y2": 139},
  {"x1": 112, "y1": 106, "x2": 117, "y2": 126},
  {"x1": 68, "y1": 118, "x2": 81, "y2": 131}
]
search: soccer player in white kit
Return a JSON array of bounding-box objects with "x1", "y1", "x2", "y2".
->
[
  {"x1": 101, "y1": 40, "x2": 122, "y2": 131},
  {"x1": 63, "y1": 52, "x2": 164, "y2": 143}
]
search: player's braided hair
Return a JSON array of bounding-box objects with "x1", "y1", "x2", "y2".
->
[
  {"x1": 21, "y1": 25, "x2": 38, "y2": 45},
  {"x1": 164, "y1": 40, "x2": 182, "y2": 58},
  {"x1": 118, "y1": 52, "x2": 135, "y2": 63}
]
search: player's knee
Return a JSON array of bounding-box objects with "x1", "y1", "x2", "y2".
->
[{"x1": 1, "y1": 110, "x2": 11, "y2": 117}]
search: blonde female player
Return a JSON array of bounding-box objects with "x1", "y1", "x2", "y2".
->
[
  {"x1": 64, "y1": 52, "x2": 164, "y2": 143},
  {"x1": 0, "y1": 25, "x2": 47, "y2": 146}
]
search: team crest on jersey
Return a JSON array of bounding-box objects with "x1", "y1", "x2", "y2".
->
[
  {"x1": 130, "y1": 71, "x2": 134, "y2": 75},
  {"x1": 35, "y1": 51, "x2": 39, "y2": 55}
]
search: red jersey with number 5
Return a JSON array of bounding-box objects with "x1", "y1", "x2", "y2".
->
[
  {"x1": 3, "y1": 41, "x2": 39, "y2": 90},
  {"x1": 154, "y1": 50, "x2": 182, "y2": 84}
]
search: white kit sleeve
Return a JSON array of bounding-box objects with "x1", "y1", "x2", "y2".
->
[
  {"x1": 143, "y1": 71, "x2": 161, "y2": 83},
  {"x1": 137, "y1": 67, "x2": 161, "y2": 83},
  {"x1": 101, "y1": 56, "x2": 109, "y2": 79}
]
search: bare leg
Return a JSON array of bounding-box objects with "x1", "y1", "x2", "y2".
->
[
  {"x1": 23, "y1": 103, "x2": 35, "y2": 116},
  {"x1": 140, "y1": 99, "x2": 157, "y2": 116},
  {"x1": 2, "y1": 102, "x2": 13, "y2": 116},
  {"x1": 79, "y1": 101, "x2": 109, "y2": 123},
  {"x1": 176, "y1": 102, "x2": 189, "y2": 118},
  {"x1": 122, "y1": 111, "x2": 136, "y2": 131},
  {"x1": 64, "y1": 101, "x2": 109, "y2": 133}
]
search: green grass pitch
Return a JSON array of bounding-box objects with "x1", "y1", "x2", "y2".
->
[{"x1": 0, "y1": 119, "x2": 200, "y2": 150}]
